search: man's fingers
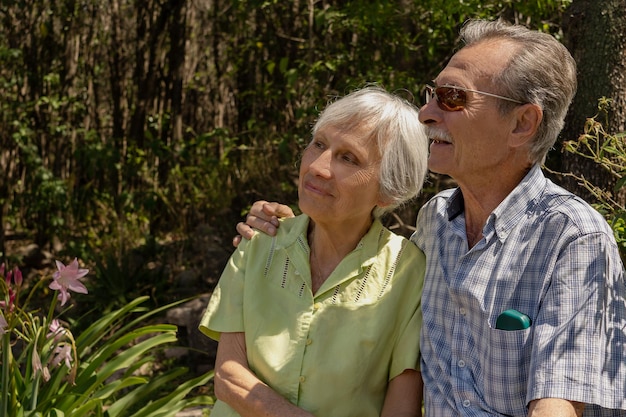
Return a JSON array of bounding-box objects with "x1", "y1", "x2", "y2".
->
[
  {"x1": 260, "y1": 202, "x2": 293, "y2": 223},
  {"x1": 232, "y1": 216, "x2": 278, "y2": 248},
  {"x1": 249, "y1": 200, "x2": 271, "y2": 221},
  {"x1": 244, "y1": 215, "x2": 277, "y2": 236},
  {"x1": 236, "y1": 221, "x2": 257, "y2": 240},
  {"x1": 233, "y1": 201, "x2": 292, "y2": 248}
]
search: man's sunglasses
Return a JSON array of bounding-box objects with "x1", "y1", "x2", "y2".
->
[{"x1": 425, "y1": 84, "x2": 523, "y2": 112}]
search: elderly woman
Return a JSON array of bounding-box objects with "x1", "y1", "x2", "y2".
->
[{"x1": 199, "y1": 86, "x2": 429, "y2": 417}]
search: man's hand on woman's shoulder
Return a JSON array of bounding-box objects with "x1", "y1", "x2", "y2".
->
[{"x1": 233, "y1": 200, "x2": 295, "y2": 247}]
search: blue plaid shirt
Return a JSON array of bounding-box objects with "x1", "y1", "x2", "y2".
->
[{"x1": 412, "y1": 165, "x2": 626, "y2": 417}]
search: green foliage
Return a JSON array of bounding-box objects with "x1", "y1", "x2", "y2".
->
[
  {"x1": 0, "y1": 264, "x2": 214, "y2": 417},
  {"x1": 0, "y1": 0, "x2": 574, "y2": 260},
  {"x1": 4, "y1": 1, "x2": 622, "y2": 413},
  {"x1": 85, "y1": 250, "x2": 166, "y2": 316},
  {"x1": 560, "y1": 98, "x2": 626, "y2": 261}
]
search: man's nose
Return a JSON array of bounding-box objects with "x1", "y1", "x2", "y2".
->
[{"x1": 418, "y1": 100, "x2": 442, "y2": 125}]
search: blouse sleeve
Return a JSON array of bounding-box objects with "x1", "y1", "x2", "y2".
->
[
  {"x1": 388, "y1": 241, "x2": 425, "y2": 379},
  {"x1": 198, "y1": 239, "x2": 249, "y2": 341}
]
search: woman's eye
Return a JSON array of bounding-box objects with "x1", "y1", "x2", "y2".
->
[{"x1": 342, "y1": 154, "x2": 358, "y2": 165}]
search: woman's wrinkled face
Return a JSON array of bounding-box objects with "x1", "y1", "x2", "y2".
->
[{"x1": 298, "y1": 123, "x2": 383, "y2": 226}]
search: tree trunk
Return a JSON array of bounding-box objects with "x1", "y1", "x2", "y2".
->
[{"x1": 554, "y1": 0, "x2": 626, "y2": 204}]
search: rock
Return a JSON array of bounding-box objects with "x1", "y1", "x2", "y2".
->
[
  {"x1": 18, "y1": 243, "x2": 53, "y2": 269},
  {"x1": 165, "y1": 294, "x2": 218, "y2": 373}
]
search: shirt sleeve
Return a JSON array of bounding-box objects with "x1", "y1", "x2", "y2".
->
[
  {"x1": 198, "y1": 239, "x2": 249, "y2": 341},
  {"x1": 388, "y1": 242, "x2": 425, "y2": 379},
  {"x1": 389, "y1": 300, "x2": 422, "y2": 377},
  {"x1": 527, "y1": 231, "x2": 626, "y2": 410}
]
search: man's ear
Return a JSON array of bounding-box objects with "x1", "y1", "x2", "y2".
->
[{"x1": 510, "y1": 103, "x2": 543, "y2": 148}]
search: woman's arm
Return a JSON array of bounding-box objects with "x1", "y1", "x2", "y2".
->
[
  {"x1": 380, "y1": 369, "x2": 423, "y2": 417},
  {"x1": 214, "y1": 332, "x2": 315, "y2": 417}
]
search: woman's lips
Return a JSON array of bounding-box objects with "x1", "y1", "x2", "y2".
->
[{"x1": 304, "y1": 180, "x2": 331, "y2": 197}]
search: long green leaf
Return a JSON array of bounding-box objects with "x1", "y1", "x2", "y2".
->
[
  {"x1": 75, "y1": 297, "x2": 150, "y2": 357},
  {"x1": 50, "y1": 326, "x2": 174, "y2": 412},
  {"x1": 69, "y1": 377, "x2": 147, "y2": 417},
  {"x1": 130, "y1": 370, "x2": 214, "y2": 417},
  {"x1": 58, "y1": 331, "x2": 177, "y2": 411},
  {"x1": 92, "y1": 376, "x2": 147, "y2": 400},
  {"x1": 75, "y1": 324, "x2": 177, "y2": 387},
  {"x1": 111, "y1": 297, "x2": 194, "y2": 340},
  {"x1": 103, "y1": 368, "x2": 189, "y2": 416}
]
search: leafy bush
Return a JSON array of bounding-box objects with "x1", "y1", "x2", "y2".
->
[
  {"x1": 559, "y1": 98, "x2": 626, "y2": 261},
  {"x1": 0, "y1": 260, "x2": 214, "y2": 417}
]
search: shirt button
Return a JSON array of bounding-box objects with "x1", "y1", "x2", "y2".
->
[
  {"x1": 313, "y1": 303, "x2": 322, "y2": 310},
  {"x1": 295, "y1": 270, "x2": 300, "y2": 275},
  {"x1": 458, "y1": 360, "x2": 465, "y2": 368},
  {"x1": 299, "y1": 376, "x2": 306, "y2": 383},
  {"x1": 459, "y1": 307, "x2": 466, "y2": 315},
  {"x1": 462, "y1": 400, "x2": 470, "y2": 407},
  {"x1": 306, "y1": 339, "x2": 313, "y2": 345}
]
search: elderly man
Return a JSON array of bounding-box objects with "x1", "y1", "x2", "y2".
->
[{"x1": 235, "y1": 19, "x2": 626, "y2": 417}]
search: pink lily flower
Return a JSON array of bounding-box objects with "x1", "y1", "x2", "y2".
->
[
  {"x1": 51, "y1": 343, "x2": 73, "y2": 369},
  {"x1": 32, "y1": 349, "x2": 51, "y2": 382},
  {"x1": 47, "y1": 319, "x2": 66, "y2": 342},
  {"x1": 49, "y1": 258, "x2": 89, "y2": 306}
]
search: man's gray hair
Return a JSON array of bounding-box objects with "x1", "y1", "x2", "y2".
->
[
  {"x1": 311, "y1": 86, "x2": 429, "y2": 217},
  {"x1": 460, "y1": 19, "x2": 577, "y2": 164}
]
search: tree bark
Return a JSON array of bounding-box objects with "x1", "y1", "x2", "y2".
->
[{"x1": 554, "y1": 0, "x2": 626, "y2": 204}]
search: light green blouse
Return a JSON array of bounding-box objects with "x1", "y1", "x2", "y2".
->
[{"x1": 199, "y1": 214, "x2": 425, "y2": 417}]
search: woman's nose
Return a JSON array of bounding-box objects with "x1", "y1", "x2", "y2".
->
[{"x1": 309, "y1": 151, "x2": 332, "y2": 177}]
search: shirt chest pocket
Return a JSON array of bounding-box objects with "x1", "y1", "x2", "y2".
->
[{"x1": 476, "y1": 326, "x2": 533, "y2": 415}]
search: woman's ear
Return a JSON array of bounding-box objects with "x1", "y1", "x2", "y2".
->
[
  {"x1": 376, "y1": 194, "x2": 393, "y2": 209},
  {"x1": 510, "y1": 103, "x2": 543, "y2": 148}
]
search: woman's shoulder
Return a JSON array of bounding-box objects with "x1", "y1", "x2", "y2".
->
[
  {"x1": 374, "y1": 221, "x2": 425, "y2": 265},
  {"x1": 245, "y1": 214, "x2": 309, "y2": 246},
  {"x1": 275, "y1": 214, "x2": 309, "y2": 241}
]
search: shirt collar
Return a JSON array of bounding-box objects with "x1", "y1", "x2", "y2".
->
[
  {"x1": 280, "y1": 213, "x2": 384, "y2": 265},
  {"x1": 446, "y1": 164, "x2": 547, "y2": 241}
]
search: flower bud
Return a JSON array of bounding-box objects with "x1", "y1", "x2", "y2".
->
[{"x1": 13, "y1": 267, "x2": 23, "y2": 287}]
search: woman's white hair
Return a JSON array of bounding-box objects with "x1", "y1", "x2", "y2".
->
[{"x1": 311, "y1": 86, "x2": 429, "y2": 217}]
